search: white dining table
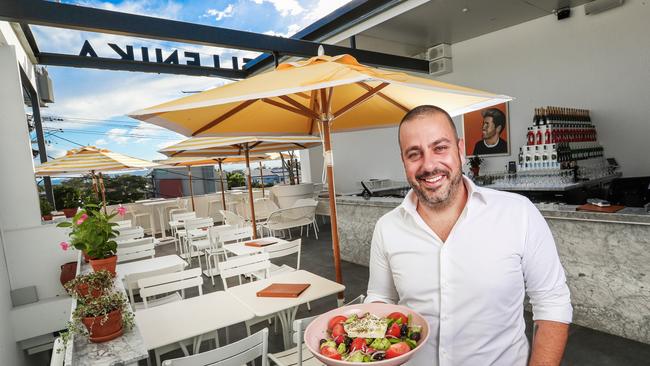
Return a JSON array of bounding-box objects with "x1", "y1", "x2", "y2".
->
[
  {"x1": 223, "y1": 237, "x2": 288, "y2": 256},
  {"x1": 226, "y1": 270, "x2": 345, "y2": 349},
  {"x1": 142, "y1": 199, "x2": 177, "y2": 240},
  {"x1": 135, "y1": 291, "x2": 255, "y2": 365},
  {"x1": 115, "y1": 255, "x2": 187, "y2": 281}
]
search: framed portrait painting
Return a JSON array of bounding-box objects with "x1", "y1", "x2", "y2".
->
[{"x1": 463, "y1": 102, "x2": 510, "y2": 157}]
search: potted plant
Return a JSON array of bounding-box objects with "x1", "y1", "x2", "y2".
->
[
  {"x1": 58, "y1": 204, "x2": 121, "y2": 275},
  {"x1": 61, "y1": 291, "x2": 134, "y2": 344},
  {"x1": 467, "y1": 155, "x2": 484, "y2": 178},
  {"x1": 40, "y1": 197, "x2": 53, "y2": 221},
  {"x1": 64, "y1": 270, "x2": 114, "y2": 299}
]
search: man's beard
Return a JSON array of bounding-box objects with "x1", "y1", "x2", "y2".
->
[{"x1": 407, "y1": 166, "x2": 463, "y2": 209}]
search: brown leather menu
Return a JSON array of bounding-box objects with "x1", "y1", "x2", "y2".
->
[
  {"x1": 256, "y1": 283, "x2": 311, "y2": 298},
  {"x1": 245, "y1": 239, "x2": 278, "y2": 247},
  {"x1": 576, "y1": 204, "x2": 625, "y2": 213}
]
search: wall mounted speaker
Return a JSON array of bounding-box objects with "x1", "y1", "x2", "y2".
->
[{"x1": 429, "y1": 57, "x2": 453, "y2": 76}]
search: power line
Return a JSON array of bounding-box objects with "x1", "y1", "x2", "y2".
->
[{"x1": 49, "y1": 133, "x2": 84, "y2": 147}]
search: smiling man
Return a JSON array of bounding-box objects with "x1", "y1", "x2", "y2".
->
[{"x1": 365, "y1": 105, "x2": 572, "y2": 365}]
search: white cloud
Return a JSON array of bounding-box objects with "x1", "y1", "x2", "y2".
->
[
  {"x1": 252, "y1": 0, "x2": 304, "y2": 17},
  {"x1": 203, "y1": 4, "x2": 235, "y2": 21},
  {"x1": 304, "y1": 0, "x2": 352, "y2": 22},
  {"x1": 94, "y1": 138, "x2": 108, "y2": 146},
  {"x1": 263, "y1": 23, "x2": 302, "y2": 38},
  {"x1": 46, "y1": 144, "x2": 68, "y2": 158},
  {"x1": 107, "y1": 128, "x2": 130, "y2": 144},
  {"x1": 75, "y1": 0, "x2": 183, "y2": 20}
]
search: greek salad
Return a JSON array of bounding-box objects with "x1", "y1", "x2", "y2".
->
[{"x1": 319, "y1": 311, "x2": 422, "y2": 362}]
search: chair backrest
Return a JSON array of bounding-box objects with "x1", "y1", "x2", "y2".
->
[
  {"x1": 292, "y1": 198, "x2": 318, "y2": 208},
  {"x1": 207, "y1": 225, "x2": 234, "y2": 251},
  {"x1": 116, "y1": 242, "x2": 155, "y2": 263},
  {"x1": 123, "y1": 262, "x2": 185, "y2": 304},
  {"x1": 117, "y1": 236, "x2": 155, "y2": 249},
  {"x1": 266, "y1": 207, "x2": 309, "y2": 226},
  {"x1": 184, "y1": 217, "x2": 214, "y2": 232},
  {"x1": 115, "y1": 226, "x2": 145, "y2": 241},
  {"x1": 50, "y1": 337, "x2": 65, "y2": 366},
  {"x1": 265, "y1": 239, "x2": 301, "y2": 270},
  {"x1": 219, "y1": 252, "x2": 270, "y2": 290},
  {"x1": 218, "y1": 226, "x2": 253, "y2": 244},
  {"x1": 138, "y1": 268, "x2": 203, "y2": 308},
  {"x1": 113, "y1": 219, "x2": 132, "y2": 229},
  {"x1": 162, "y1": 328, "x2": 268, "y2": 366},
  {"x1": 172, "y1": 211, "x2": 196, "y2": 222},
  {"x1": 219, "y1": 210, "x2": 246, "y2": 228}
]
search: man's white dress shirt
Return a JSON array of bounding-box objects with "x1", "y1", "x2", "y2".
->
[{"x1": 366, "y1": 177, "x2": 572, "y2": 366}]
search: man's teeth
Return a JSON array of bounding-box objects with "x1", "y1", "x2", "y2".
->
[{"x1": 424, "y1": 175, "x2": 443, "y2": 183}]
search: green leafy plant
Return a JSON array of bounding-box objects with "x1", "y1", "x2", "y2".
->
[
  {"x1": 64, "y1": 270, "x2": 114, "y2": 300},
  {"x1": 227, "y1": 172, "x2": 245, "y2": 188},
  {"x1": 39, "y1": 197, "x2": 53, "y2": 216},
  {"x1": 59, "y1": 291, "x2": 134, "y2": 350},
  {"x1": 57, "y1": 205, "x2": 119, "y2": 259},
  {"x1": 467, "y1": 155, "x2": 484, "y2": 170}
]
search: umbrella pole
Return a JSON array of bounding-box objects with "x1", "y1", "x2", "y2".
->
[
  {"x1": 322, "y1": 118, "x2": 344, "y2": 302},
  {"x1": 279, "y1": 153, "x2": 287, "y2": 184},
  {"x1": 259, "y1": 161, "x2": 265, "y2": 197},
  {"x1": 98, "y1": 172, "x2": 107, "y2": 214},
  {"x1": 245, "y1": 147, "x2": 258, "y2": 239},
  {"x1": 187, "y1": 166, "x2": 195, "y2": 211},
  {"x1": 91, "y1": 170, "x2": 99, "y2": 198},
  {"x1": 294, "y1": 155, "x2": 300, "y2": 184},
  {"x1": 218, "y1": 161, "x2": 227, "y2": 211}
]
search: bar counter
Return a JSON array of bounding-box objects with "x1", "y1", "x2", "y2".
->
[{"x1": 333, "y1": 195, "x2": 650, "y2": 345}]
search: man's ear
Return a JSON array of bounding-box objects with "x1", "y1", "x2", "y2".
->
[
  {"x1": 458, "y1": 138, "x2": 466, "y2": 165},
  {"x1": 496, "y1": 125, "x2": 503, "y2": 136}
]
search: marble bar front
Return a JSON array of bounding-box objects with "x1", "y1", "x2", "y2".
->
[{"x1": 334, "y1": 195, "x2": 650, "y2": 345}]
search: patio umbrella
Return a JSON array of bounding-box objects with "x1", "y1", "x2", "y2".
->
[
  {"x1": 35, "y1": 146, "x2": 158, "y2": 212},
  {"x1": 154, "y1": 155, "x2": 268, "y2": 212},
  {"x1": 158, "y1": 136, "x2": 322, "y2": 238},
  {"x1": 130, "y1": 54, "x2": 512, "y2": 300}
]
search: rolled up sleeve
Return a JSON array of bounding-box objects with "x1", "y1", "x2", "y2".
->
[
  {"x1": 365, "y1": 222, "x2": 399, "y2": 304},
  {"x1": 522, "y1": 201, "x2": 573, "y2": 324}
]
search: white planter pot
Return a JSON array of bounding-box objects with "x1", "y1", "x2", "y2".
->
[{"x1": 270, "y1": 183, "x2": 314, "y2": 209}]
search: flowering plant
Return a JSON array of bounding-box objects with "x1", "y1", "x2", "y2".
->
[
  {"x1": 57, "y1": 204, "x2": 121, "y2": 260},
  {"x1": 64, "y1": 270, "x2": 114, "y2": 299}
]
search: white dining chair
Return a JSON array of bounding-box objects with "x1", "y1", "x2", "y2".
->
[
  {"x1": 267, "y1": 295, "x2": 365, "y2": 366},
  {"x1": 123, "y1": 263, "x2": 186, "y2": 305},
  {"x1": 205, "y1": 226, "x2": 253, "y2": 286},
  {"x1": 125, "y1": 203, "x2": 156, "y2": 236},
  {"x1": 113, "y1": 219, "x2": 133, "y2": 230},
  {"x1": 115, "y1": 226, "x2": 145, "y2": 242},
  {"x1": 219, "y1": 210, "x2": 246, "y2": 228},
  {"x1": 117, "y1": 236, "x2": 155, "y2": 249},
  {"x1": 171, "y1": 211, "x2": 197, "y2": 253},
  {"x1": 116, "y1": 242, "x2": 155, "y2": 263},
  {"x1": 49, "y1": 337, "x2": 65, "y2": 366},
  {"x1": 162, "y1": 328, "x2": 269, "y2": 366},
  {"x1": 184, "y1": 217, "x2": 214, "y2": 267}
]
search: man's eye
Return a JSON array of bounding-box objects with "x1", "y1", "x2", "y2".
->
[
  {"x1": 435, "y1": 146, "x2": 448, "y2": 152},
  {"x1": 406, "y1": 152, "x2": 420, "y2": 159}
]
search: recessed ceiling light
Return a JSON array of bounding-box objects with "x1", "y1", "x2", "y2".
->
[{"x1": 462, "y1": 7, "x2": 469, "y2": 13}]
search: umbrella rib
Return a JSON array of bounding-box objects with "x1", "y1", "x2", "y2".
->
[
  {"x1": 278, "y1": 95, "x2": 320, "y2": 120},
  {"x1": 295, "y1": 92, "x2": 311, "y2": 99},
  {"x1": 192, "y1": 99, "x2": 258, "y2": 136},
  {"x1": 249, "y1": 141, "x2": 263, "y2": 150},
  {"x1": 357, "y1": 82, "x2": 409, "y2": 113},
  {"x1": 261, "y1": 98, "x2": 314, "y2": 120},
  {"x1": 333, "y1": 82, "x2": 389, "y2": 119},
  {"x1": 292, "y1": 143, "x2": 307, "y2": 149},
  {"x1": 308, "y1": 90, "x2": 318, "y2": 135}
]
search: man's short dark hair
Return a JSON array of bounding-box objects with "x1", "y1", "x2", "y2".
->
[
  {"x1": 398, "y1": 105, "x2": 458, "y2": 144},
  {"x1": 482, "y1": 108, "x2": 506, "y2": 133}
]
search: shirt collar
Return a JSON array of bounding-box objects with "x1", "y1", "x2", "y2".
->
[{"x1": 400, "y1": 175, "x2": 488, "y2": 218}]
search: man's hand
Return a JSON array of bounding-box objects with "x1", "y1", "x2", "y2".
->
[{"x1": 529, "y1": 320, "x2": 569, "y2": 366}]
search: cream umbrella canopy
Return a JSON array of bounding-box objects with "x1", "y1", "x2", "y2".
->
[
  {"x1": 158, "y1": 136, "x2": 322, "y2": 238},
  {"x1": 34, "y1": 146, "x2": 158, "y2": 212},
  {"x1": 131, "y1": 54, "x2": 512, "y2": 300},
  {"x1": 154, "y1": 155, "x2": 269, "y2": 212}
]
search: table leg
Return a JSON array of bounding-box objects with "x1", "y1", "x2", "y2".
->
[
  {"x1": 275, "y1": 306, "x2": 299, "y2": 349},
  {"x1": 155, "y1": 206, "x2": 168, "y2": 239}
]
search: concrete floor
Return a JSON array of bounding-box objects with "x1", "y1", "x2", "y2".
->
[{"x1": 146, "y1": 222, "x2": 650, "y2": 365}]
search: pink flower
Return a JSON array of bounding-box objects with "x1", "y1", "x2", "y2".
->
[
  {"x1": 59, "y1": 241, "x2": 70, "y2": 251},
  {"x1": 117, "y1": 205, "x2": 127, "y2": 217},
  {"x1": 76, "y1": 213, "x2": 88, "y2": 225}
]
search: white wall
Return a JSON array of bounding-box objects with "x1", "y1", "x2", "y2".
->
[
  {"x1": 0, "y1": 229, "x2": 26, "y2": 366},
  {"x1": 305, "y1": 1, "x2": 650, "y2": 192}
]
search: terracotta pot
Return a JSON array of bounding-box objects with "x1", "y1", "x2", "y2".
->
[
  {"x1": 89, "y1": 256, "x2": 117, "y2": 277},
  {"x1": 74, "y1": 283, "x2": 104, "y2": 299},
  {"x1": 82, "y1": 252, "x2": 91, "y2": 263},
  {"x1": 470, "y1": 167, "x2": 480, "y2": 177},
  {"x1": 62, "y1": 208, "x2": 78, "y2": 218},
  {"x1": 42, "y1": 214, "x2": 53, "y2": 221},
  {"x1": 81, "y1": 309, "x2": 124, "y2": 343},
  {"x1": 60, "y1": 261, "x2": 77, "y2": 288}
]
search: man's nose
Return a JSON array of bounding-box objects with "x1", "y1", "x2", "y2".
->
[{"x1": 421, "y1": 150, "x2": 438, "y2": 171}]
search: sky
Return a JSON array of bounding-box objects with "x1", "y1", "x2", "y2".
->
[{"x1": 31, "y1": 0, "x2": 352, "y2": 170}]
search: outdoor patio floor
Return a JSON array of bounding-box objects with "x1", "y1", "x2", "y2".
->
[{"x1": 147, "y1": 222, "x2": 650, "y2": 366}]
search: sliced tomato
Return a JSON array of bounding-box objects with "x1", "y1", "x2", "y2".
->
[
  {"x1": 320, "y1": 346, "x2": 342, "y2": 360},
  {"x1": 386, "y1": 342, "x2": 411, "y2": 359},
  {"x1": 327, "y1": 315, "x2": 348, "y2": 330},
  {"x1": 386, "y1": 322, "x2": 401, "y2": 338},
  {"x1": 387, "y1": 311, "x2": 408, "y2": 325},
  {"x1": 331, "y1": 323, "x2": 347, "y2": 339},
  {"x1": 350, "y1": 338, "x2": 367, "y2": 352}
]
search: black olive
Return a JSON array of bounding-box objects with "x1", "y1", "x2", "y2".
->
[
  {"x1": 374, "y1": 353, "x2": 385, "y2": 360},
  {"x1": 319, "y1": 339, "x2": 327, "y2": 345},
  {"x1": 400, "y1": 324, "x2": 408, "y2": 337},
  {"x1": 410, "y1": 332, "x2": 421, "y2": 342},
  {"x1": 344, "y1": 336, "x2": 352, "y2": 347}
]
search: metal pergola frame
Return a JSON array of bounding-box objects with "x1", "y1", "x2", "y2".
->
[{"x1": 0, "y1": 0, "x2": 430, "y2": 78}]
